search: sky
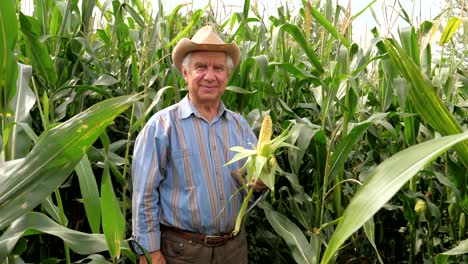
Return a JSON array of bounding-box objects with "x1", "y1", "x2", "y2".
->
[
  {"x1": 154, "y1": 0, "x2": 444, "y2": 45},
  {"x1": 20, "y1": 0, "x2": 444, "y2": 45}
]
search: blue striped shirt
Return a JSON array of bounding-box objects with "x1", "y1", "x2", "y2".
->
[{"x1": 132, "y1": 96, "x2": 257, "y2": 252}]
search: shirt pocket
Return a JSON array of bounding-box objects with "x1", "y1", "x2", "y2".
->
[
  {"x1": 171, "y1": 148, "x2": 192, "y2": 160},
  {"x1": 169, "y1": 148, "x2": 198, "y2": 189}
]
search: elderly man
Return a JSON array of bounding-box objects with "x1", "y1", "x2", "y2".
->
[{"x1": 132, "y1": 25, "x2": 265, "y2": 264}]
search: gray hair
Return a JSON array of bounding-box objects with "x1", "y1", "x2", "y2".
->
[{"x1": 181, "y1": 52, "x2": 234, "y2": 73}]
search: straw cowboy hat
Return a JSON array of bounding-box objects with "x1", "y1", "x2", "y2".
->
[{"x1": 171, "y1": 25, "x2": 240, "y2": 72}]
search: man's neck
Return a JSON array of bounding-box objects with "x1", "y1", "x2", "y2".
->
[{"x1": 189, "y1": 96, "x2": 220, "y2": 122}]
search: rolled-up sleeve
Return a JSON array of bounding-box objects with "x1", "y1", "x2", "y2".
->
[{"x1": 132, "y1": 116, "x2": 168, "y2": 253}]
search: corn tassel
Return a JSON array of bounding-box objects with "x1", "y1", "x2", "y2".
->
[{"x1": 233, "y1": 114, "x2": 272, "y2": 235}]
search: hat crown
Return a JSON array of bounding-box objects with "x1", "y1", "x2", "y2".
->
[
  {"x1": 191, "y1": 25, "x2": 225, "y2": 45},
  {"x1": 171, "y1": 25, "x2": 241, "y2": 72}
]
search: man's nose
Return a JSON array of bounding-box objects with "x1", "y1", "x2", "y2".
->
[{"x1": 203, "y1": 68, "x2": 216, "y2": 81}]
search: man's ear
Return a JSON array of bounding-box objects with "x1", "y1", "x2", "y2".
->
[{"x1": 182, "y1": 67, "x2": 188, "y2": 80}]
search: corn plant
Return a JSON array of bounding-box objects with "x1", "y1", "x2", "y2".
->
[
  {"x1": 226, "y1": 114, "x2": 298, "y2": 235},
  {"x1": 1, "y1": 0, "x2": 467, "y2": 263}
]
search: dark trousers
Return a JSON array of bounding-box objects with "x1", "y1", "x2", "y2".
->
[{"x1": 160, "y1": 228, "x2": 248, "y2": 264}]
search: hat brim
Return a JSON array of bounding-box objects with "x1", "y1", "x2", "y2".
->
[{"x1": 172, "y1": 38, "x2": 240, "y2": 72}]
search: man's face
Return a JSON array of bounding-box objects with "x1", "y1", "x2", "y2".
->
[{"x1": 182, "y1": 51, "x2": 229, "y2": 106}]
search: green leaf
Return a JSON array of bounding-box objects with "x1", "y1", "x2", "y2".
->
[
  {"x1": 9, "y1": 64, "x2": 35, "y2": 159},
  {"x1": 288, "y1": 122, "x2": 320, "y2": 174},
  {"x1": 270, "y1": 62, "x2": 319, "y2": 81},
  {"x1": 112, "y1": 1, "x2": 129, "y2": 44},
  {"x1": 165, "y1": 9, "x2": 204, "y2": 48},
  {"x1": 321, "y1": 132, "x2": 468, "y2": 264},
  {"x1": 225, "y1": 147, "x2": 256, "y2": 166},
  {"x1": 439, "y1": 17, "x2": 462, "y2": 45},
  {"x1": 328, "y1": 113, "x2": 388, "y2": 184},
  {"x1": 260, "y1": 201, "x2": 314, "y2": 264},
  {"x1": 363, "y1": 217, "x2": 383, "y2": 264},
  {"x1": 76, "y1": 154, "x2": 101, "y2": 233},
  {"x1": 226, "y1": 86, "x2": 256, "y2": 94},
  {"x1": 92, "y1": 74, "x2": 119, "y2": 86},
  {"x1": 227, "y1": 18, "x2": 261, "y2": 43},
  {"x1": 309, "y1": 4, "x2": 350, "y2": 48},
  {"x1": 435, "y1": 254, "x2": 449, "y2": 264},
  {"x1": 0, "y1": 94, "x2": 141, "y2": 230},
  {"x1": 81, "y1": 0, "x2": 97, "y2": 32},
  {"x1": 273, "y1": 24, "x2": 324, "y2": 74},
  {"x1": 76, "y1": 254, "x2": 111, "y2": 264},
  {"x1": 440, "y1": 238, "x2": 468, "y2": 255},
  {"x1": 398, "y1": 27, "x2": 420, "y2": 66},
  {"x1": 383, "y1": 39, "x2": 468, "y2": 168},
  {"x1": 121, "y1": 3, "x2": 145, "y2": 28},
  {"x1": 101, "y1": 162, "x2": 125, "y2": 259},
  {"x1": 19, "y1": 13, "x2": 58, "y2": 86},
  {"x1": 64, "y1": 85, "x2": 112, "y2": 98},
  {"x1": 132, "y1": 86, "x2": 173, "y2": 132},
  {"x1": 41, "y1": 195, "x2": 63, "y2": 225},
  {"x1": 242, "y1": 0, "x2": 250, "y2": 18},
  {"x1": 0, "y1": 212, "x2": 130, "y2": 260},
  {"x1": 0, "y1": 0, "x2": 18, "y2": 113},
  {"x1": 255, "y1": 155, "x2": 270, "y2": 187}
]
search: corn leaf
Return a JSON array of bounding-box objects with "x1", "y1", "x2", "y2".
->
[
  {"x1": 273, "y1": 24, "x2": 324, "y2": 74},
  {"x1": 321, "y1": 132, "x2": 468, "y2": 264},
  {"x1": 227, "y1": 18, "x2": 261, "y2": 43},
  {"x1": 76, "y1": 154, "x2": 101, "y2": 234},
  {"x1": 92, "y1": 74, "x2": 119, "y2": 86},
  {"x1": 19, "y1": 13, "x2": 58, "y2": 86},
  {"x1": 0, "y1": 0, "x2": 18, "y2": 114},
  {"x1": 328, "y1": 113, "x2": 388, "y2": 184},
  {"x1": 0, "y1": 212, "x2": 127, "y2": 260},
  {"x1": 383, "y1": 39, "x2": 468, "y2": 168},
  {"x1": 9, "y1": 64, "x2": 35, "y2": 160},
  {"x1": 41, "y1": 195, "x2": 63, "y2": 225},
  {"x1": 225, "y1": 147, "x2": 256, "y2": 166},
  {"x1": 288, "y1": 122, "x2": 320, "y2": 175},
  {"x1": 440, "y1": 238, "x2": 468, "y2": 255},
  {"x1": 260, "y1": 201, "x2": 314, "y2": 264},
  {"x1": 81, "y1": 0, "x2": 96, "y2": 32},
  {"x1": 0, "y1": 94, "x2": 141, "y2": 230},
  {"x1": 242, "y1": 0, "x2": 250, "y2": 19},
  {"x1": 121, "y1": 3, "x2": 145, "y2": 28},
  {"x1": 439, "y1": 17, "x2": 462, "y2": 45},
  {"x1": 398, "y1": 27, "x2": 420, "y2": 66},
  {"x1": 165, "y1": 9, "x2": 204, "y2": 48},
  {"x1": 309, "y1": 4, "x2": 350, "y2": 48},
  {"x1": 363, "y1": 217, "x2": 383, "y2": 263},
  {"x1": 101, "y1": 162, "x2": 125, "y2": 259}
]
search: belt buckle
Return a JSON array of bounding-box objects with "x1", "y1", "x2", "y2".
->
[{"x1": 203, "y1": 235, "x2": 224, "y2": 247}]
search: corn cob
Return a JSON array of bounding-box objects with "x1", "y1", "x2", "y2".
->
[
  {"x1": 256, "y1": 114, "x2": 272, "y2": 154},
  {"x1": 414, "y1": 199, "x2": 426, "y2": 214},
  {"x1": 233, "y1": 114, "x2": 272, "y2": 235}
]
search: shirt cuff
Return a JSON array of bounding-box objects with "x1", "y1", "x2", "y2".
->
[{"x1": 133, "y1": 229, "x2": 161, "y2": 255}]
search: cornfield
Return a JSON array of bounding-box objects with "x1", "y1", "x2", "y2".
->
[{"x1": 1, "y1": 0, "x2": 467, "y2": 263}]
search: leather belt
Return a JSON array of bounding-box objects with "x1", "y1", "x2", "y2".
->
[{"x1": 160, "y1": 225, "x2": 236, "y2": 247}]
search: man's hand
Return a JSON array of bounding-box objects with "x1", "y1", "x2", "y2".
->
[
  {"x1": 249, "y1": 177, "x2": 267, "y2": 192},
  {"x1": 231, "y1": 169, "x2": 267, "y2": 192},
  {"x1": 139, "y1": 250, "x2": 166, "y2": 264}
]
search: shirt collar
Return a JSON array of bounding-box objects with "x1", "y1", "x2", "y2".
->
[{"x1": 178, "y1": 95, "x2": 229, "y2": 120}]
